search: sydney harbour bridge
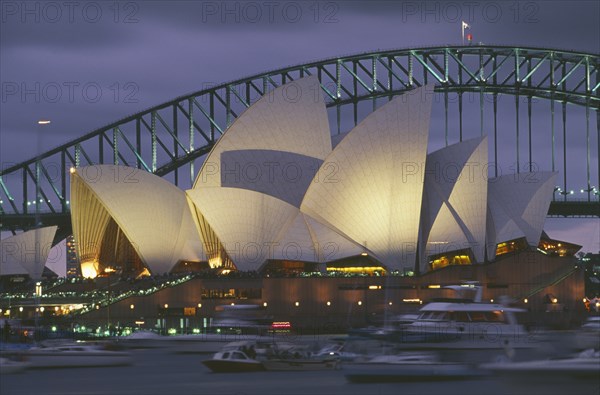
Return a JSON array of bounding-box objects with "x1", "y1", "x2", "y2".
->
[{"x1": 1, "y1": 45, "x2": 599, "y2": 243}]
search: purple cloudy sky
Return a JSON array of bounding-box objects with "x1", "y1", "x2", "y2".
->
[{"x1": 1, "y1": 1, "x2": 599, "y2": 253}]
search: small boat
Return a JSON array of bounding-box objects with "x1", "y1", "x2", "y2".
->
[
  {"x1": 202, "y1": 349, "x2": 265, "y2": 373},
  {"x1": 25, "y1": 343, "x2": 133, "y2": 369},
  {"x1": 202, "y1": 340, "x2": 282, "y2": 372},
  {"x1": 203, "y1": 341, "x2": 339, "y2": 372},
  {"x1": 0, "y1": 357, "x2": 30, "y2": 374},
  {"x1": 480, "y1": 348, "x2": 600, "y2": 378},
  {"x1": 344, "y1": 352, "x2": 482, "y2": 383}
]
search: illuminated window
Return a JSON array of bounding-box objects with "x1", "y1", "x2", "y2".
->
[{"x1": 429, "y1": 248, "x2": 472, "y2": 271}]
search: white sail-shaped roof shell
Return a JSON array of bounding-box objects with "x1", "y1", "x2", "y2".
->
[
  {"x1": 274, "y1": 212, "x2": 365, "y2": 263},
  {"x1": 303, "y1": 216, "x2": 365, "y2": 262},
  {"x1": 71, "y1": 165, "x2": 205, "y2": 275},
  {"x1": 193, "y1": 76, "x2": 332, "y2": 206},
  {"x1": 420, "y1": 137, "x2": 489, "y2": 271},
  {"x1": 301, "y1": 86, "x2": 434, "y2": 269},
  {"x1": 187, "y1": 187, "x2": 299, "y2": 271},
  {"x1": 486, "y1": 171, "x2": 558, "y2": 260},
  {"x1": 186, "y1": 187, "x2": 363, "y2": 270},
  {"x1": 0, "y1": 226, "x2": 57, "y2": 279}
]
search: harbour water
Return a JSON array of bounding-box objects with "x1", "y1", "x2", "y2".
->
[{"x1": 1, "y1": 343, "x2": 598, "y2": 395}]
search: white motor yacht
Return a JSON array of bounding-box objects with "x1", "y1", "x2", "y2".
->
[{"x1": 396, "y1": 284, "x2": 536, "y2": 351}]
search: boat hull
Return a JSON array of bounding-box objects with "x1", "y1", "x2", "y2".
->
[
  {"x1": 202, "y1": 359, "x2": 265, "y2": 373},
  {"x1": 0, "y1": 358, "x2": 29, "y2": 374},
  {"x1": 481, "y1": 358, "x2": 600, "y2": 379}
]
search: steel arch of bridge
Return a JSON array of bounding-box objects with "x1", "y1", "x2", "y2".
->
[{"x1": 1, "y1": 45, "x2": 599, "y2": 235}]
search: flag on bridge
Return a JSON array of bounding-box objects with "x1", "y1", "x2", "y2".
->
[{"x1": 462, "y1": 21, "x2": 471, "y2": 45}]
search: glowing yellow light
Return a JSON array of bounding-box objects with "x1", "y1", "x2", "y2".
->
[
  {"x1": 69, "y1": 167, "x2": 76, "y2": 174},
  {"x1": 55, "y1": 306, "x2": 59, "y2": 311},
  {"x1": 164, "y1": 304, "x2": 169, "y2": 309},
  {"x1": 428, "y1": 284, "x2": 441, "y2": 289},
  {"x1": 402, "y1": 298, "x2": 421, "y2": 303},
  {"x1": 208, "y1": 257, "x2": 222, "y2": 268},
  {"x1": 262, "y1": 302, "x2": 267, "y2": 307},
  {"x1": 524, "y1": 299, "x2": 528, "y2": 303},
  {"x1": 295, "y1": 301, "x2": 300, "y2": 307},
  {"x1": 552, "y1": 298, "x2": 558, "y2": 304},
  {"x1": 388, "y1": 301, "x2": 393, "y2": 305},
  {"x1": 37, "y1": 120, "x2": 51, "y2": 125},
  {"x1": 490, "y1": 299, "x2": 494, "y2": 303},
  {"x1": 130, "y1": 304, "x2": 135, "y2": 310},
  {"x1": 595, "y1": 302, "x2": 600, "y2": 308},
  {"x1": 197, "y1": 303, "x2": 202, "y2": 308},
  {"x1": 39, "y1": 307, "x2": 45, "y2": 312},
  {"x1": 81, "y1": 261, "x2": 98, "y2": 279},
  {"x1": 19, "y1": 307, "x2": 23, "y2": 312},
  {"x1": 368, "y1": 285, "x2": 381, "y2": 290},
  {"x1": 326, "y1": 301, "x2": 331, "y2": 306},
  {"x1": 361, "y1": 252, "x2": 368, "y2": 256},
  {"x1": 357, "y1": 301, "x2": 362, "y2": 306}
]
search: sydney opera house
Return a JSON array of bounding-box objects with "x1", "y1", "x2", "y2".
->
[
  {"x1": 69, "y1": 77, "x2": 560, "y2": 276},
  {"x1": 0, "y1": 77, "x2": 585, "y2": 330}
]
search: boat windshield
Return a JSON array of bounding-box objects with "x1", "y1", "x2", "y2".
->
[
  {"x1": 418, "y1": 312, "x2": 450, "y2": 321},
  {"x1": 418, "y1": 311, "x2": 506, "y2": 323}
]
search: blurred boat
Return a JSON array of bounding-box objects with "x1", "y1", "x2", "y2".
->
[
  {"x1": 25, "y1": 343, "x2": 133, "y2": 368},
  {"x1": 369, "y1": 284, "x2": 537, "y2": 352},
  {"x1": 573, "y1": 316, "x2": 600, "y2": 350},
  {"x1": 118, "y1": 330, "x2": 260, "y2": 353},
  {"x1": 261, "y1": 348, "x2": 339, "y2": 371},
  {"x1": 314, "y1": 343, "x2": 363, "y2": 362},
  {"x1": 203, "y1": 340, "x2": 339, "y2": 372},
  {"x1": 0, "y1": 357, "x2": 29, "y2": 374},
  {"x1": 480, "y1": 348, "x2": 600, "y2": 378},
  {"x1": 344, "y1": 352, "x2": 482, "y2": 383}
]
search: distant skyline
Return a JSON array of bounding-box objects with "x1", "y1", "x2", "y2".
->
[{"x1": 1, "y1": 1, "x2": 599, "y2": 253}]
